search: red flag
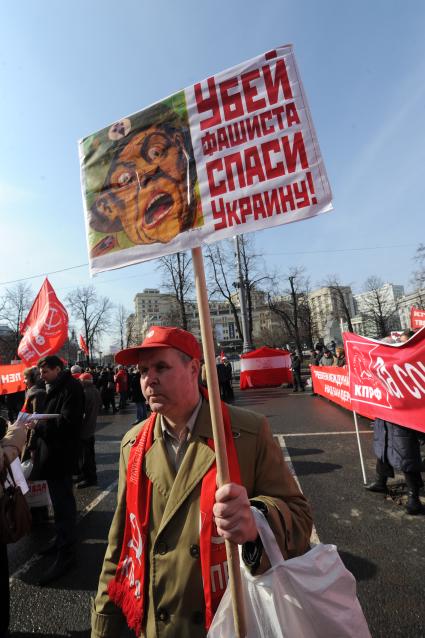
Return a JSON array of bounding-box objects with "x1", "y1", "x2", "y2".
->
[
  {"x1": 410, "y1": 307, "x2": 425, "y2": 330},
  {"x1": 18, "y1": 278, "x2": 68, "y2": 365},
  {"x1": 343, "y1": 327, "x2": 425, "y2": 434},
  {"x1": 79, "y1": 334, "x2": 89, "y2": 356}
]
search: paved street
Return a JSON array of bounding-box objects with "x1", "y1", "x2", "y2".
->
[{"x1": 8, "y1": 387, "x2": 425, "y2": 638}]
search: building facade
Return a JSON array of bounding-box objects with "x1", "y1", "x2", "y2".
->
[
  {"x1": 352, "y1": 283, "x2": 405, "y2": 338},
  {"x1": 397, "y1": 289, "x2": 425, "y2": 330},
  {"x1": 307, "y1": 286, "x2": 356, "y2": 341}
]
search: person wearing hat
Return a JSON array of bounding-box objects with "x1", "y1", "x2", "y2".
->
[
  {"x1": 91, "y1": 326, "x2": 312, "y2": 638},
  {"x1": 71, "y1": 364, "x2": 83, "y2": 379},
  {"x1": 76, "y1": 373, "x2": 102, "y2": 489}
]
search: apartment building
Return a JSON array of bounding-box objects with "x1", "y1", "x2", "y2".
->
[
  {"x1": 308, "y1": 286, "x2": 355, "y2": 338},
  {"x1": 352, "y1": 283, "x2": 405, "y2": 337},
  {"x1": 396, "y1": 289, "x2": 425, "y2": 330}
]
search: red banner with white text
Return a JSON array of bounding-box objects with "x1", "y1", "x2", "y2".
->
[
  {"x1": 411, "y1": 307, "x2": 425, "y2": 331},
  {"x1": 311, "y1": 365, "x2": 376, "y2": 419},
  {"x1": 343, "y1": 328, "x2": 425, "y2": 434},
  {"x1": 0, "y1": 363, "x2": 26, "y2": 395}
]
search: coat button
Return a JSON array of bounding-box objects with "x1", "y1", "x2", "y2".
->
[
  {"x1": 192, "y1": 610, "x2": 204, "y2": 625},
  {"x1": 155, "y1": 541, "x2": 168, "y2": 555},
  {"x1": 157, "y1": 608, "x2": 169, "y2": 623},
  {"x1": 189, "y1": 544, "x2": 200, "y2": 558}
]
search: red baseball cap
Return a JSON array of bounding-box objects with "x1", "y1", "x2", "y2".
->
[{"x1": 115, "y1": 326, "x2": 202, "y2": 365}]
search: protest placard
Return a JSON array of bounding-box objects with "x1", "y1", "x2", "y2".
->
[{"x1": 80, "y1": 44, "x2": 332, "y2": 275}]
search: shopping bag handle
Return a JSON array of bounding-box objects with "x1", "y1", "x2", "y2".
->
[{"x1": 251, "y1": 506, "x2": 285, "y2": 568}]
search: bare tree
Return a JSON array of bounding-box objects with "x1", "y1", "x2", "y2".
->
[
  {"x1": 205, "y1": 243, "x2": 243, "y2": 340},
  {"x1": 324, "y1": 275, "x2": 355, "y2": 332},
  {"x1": 206, "y1": 237, "x2": 272, "y2": 345},
  {"x1": 0, "y1": 282, "x2": 33, "y2": 360},
  {"x1": 238, "y1": 235, "x2": 273, "y2": 343},
  {"x1": 268, "y1": 267, "x2": 310, "y2": 356},
  {"x1": 157, "y1": 252, "x2": 193, "y2": 330},
  {"x1": 57, "y1": 326, "x2": 79, "y2": 365},
  {"x1": 114, "y1": 304, "x2": 132, "y2": 350},
  {"x1": 256, "y1": 323, "x2": 290, "y2": 349},
  {"x1": 361, "y1": 276, "x2": 400, "y2": 338},
  {"x1": 298, "y1": 279, "x2": 318, "y2": 349},
  {"x1": 411, "y1": 243, "x2": 425, "y2": 303},
  {"x1": 126, "y1": 313, "x2": 139, "y2": 347},
  {"x1": 66, "y1": 286, "x2": 113, "y2": 363}
]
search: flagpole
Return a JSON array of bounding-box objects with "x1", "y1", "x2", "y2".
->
[
  {"x1": 344, "y1": 331, "x2": 368, "y2": 486},
  {"x1": 192, "y1": 246, "x2": 246, "y2": 638},
  {"x1": 353, "y1": 410, "x2": 367, "y2": 484}
]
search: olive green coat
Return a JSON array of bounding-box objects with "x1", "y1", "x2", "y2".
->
[{"x1": 92, "y1": 400, "x2": 312, "y2": 638}]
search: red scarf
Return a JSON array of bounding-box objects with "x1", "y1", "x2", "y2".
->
[{"x1": 107, "y1": 396, "x2": 241, "y2": 634}]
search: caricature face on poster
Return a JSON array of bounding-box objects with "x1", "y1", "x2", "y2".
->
[
  {"x1": 82, "y1": 94, "x2": 203, "y2": 262},
  {"x1": 79, "y1": 45, "x2": 333, "y2": 274}
]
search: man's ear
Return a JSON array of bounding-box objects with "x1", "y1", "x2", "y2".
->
[
  {"x1": 89, "y1": 194, "x2": 123, "y2": 233},
  {"x1": 191, "y1": 358, "x2": 201, "y2": 379}
]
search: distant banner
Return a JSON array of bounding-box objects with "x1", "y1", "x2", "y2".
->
[
  {"x1": 311, "y1": 365, "x2": 375, "y2": 419},
  {"x1": 79, "y1": 334, "x2": 89, "y2": 356},
  {"x1": 343, "y1": 328, "x2": 425, "y2": 434},
  {"x1": 0, "y1": 363, "x2": 26, "y2": 395},
  {"x1": 80, "y1": 45, "x2": 332, "y2": 274},
  {"x1": 411, "y1": 307, "x2": 425, "y2": 330}
]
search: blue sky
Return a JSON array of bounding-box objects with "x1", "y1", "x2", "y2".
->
[{"x1": 1, "y1": 0, "x2": 424, "y2": 341}]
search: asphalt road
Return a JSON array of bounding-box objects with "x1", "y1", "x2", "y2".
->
[{"x1": 8, "y1": 386, "x2": 425, "y2": 638}]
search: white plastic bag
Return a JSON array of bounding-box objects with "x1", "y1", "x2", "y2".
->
[
  {"x1": 208, "y1": 508, "x2": 371, "y2": 638},
  {"x1": 25, "y1": 480, "x2": 52, "y2": 509}
]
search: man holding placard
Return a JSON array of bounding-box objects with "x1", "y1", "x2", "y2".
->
[
  {"x1": 91, "y1": 326, "x2": 312, "y2": 637},
  {"x1": 80, "y1": 44, "x2": 333, "y2": 636}
]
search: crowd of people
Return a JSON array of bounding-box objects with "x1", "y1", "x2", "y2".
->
[
  {"x1": 0, "y1": 326, "x2": 423, "y2": 637},
  {"x1": 70, "y1": 363, "x2": 148, "y2": 422},
  {"x1": 0, "y1": 357, "x2": 153, "y2": 638},
  {"x1": 0, "y1": 329, "x2": 310, "y2": 638}
]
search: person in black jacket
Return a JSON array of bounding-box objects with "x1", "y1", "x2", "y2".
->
[
  {"x1": 76, "y1": 373, "x2": 101, "y2": 488},
  {"x1": 290, "y1": 351, "x2": 304, "y2": 392},
  {"x1": 366, "y1": 418, "x2": 424, "y2": 515},
  {"x1": 31, "y1": 355, "x2": 85, "y2": 585},
  {"x1": 130, "y1": 368, "x2": 147, "y2": 424}
]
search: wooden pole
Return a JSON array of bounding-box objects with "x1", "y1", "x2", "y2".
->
[{"x1": 192, "y1": 246, "x2": 246, "y2": 638}]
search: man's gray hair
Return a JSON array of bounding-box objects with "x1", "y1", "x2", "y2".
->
[{"x1": 177, "y1": 351, "x2": 192, "y2": 365}]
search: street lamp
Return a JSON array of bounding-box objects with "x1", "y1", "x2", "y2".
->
[{"x1": 234, "y1": 235, "x2": 253, "y2": 353}]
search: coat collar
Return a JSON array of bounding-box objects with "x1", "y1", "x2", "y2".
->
[
  {"x1": 144, "y1": 400, "x2": 216, "y2": 536},
  {"x1": 149, "y1": 397, "x2": 212, "y2": 441}
]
